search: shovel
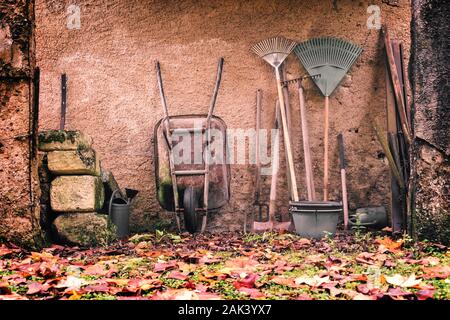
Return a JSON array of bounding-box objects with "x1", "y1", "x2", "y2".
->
[{"x1": 250, "y1": 90, "x2": 269, "y2": 232}]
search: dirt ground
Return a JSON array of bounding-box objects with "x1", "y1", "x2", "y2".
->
[
  {"x1": 35, "y1": 0, "x2": 412, "y2": 232},
  {"x1": 0, "y1": 232, "x2": 448, "y2": 300}
]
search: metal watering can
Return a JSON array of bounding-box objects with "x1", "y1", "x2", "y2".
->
[
  {"x1": 349, "y1": 206, "x2": 387, "y2": 230},
  {"x1": 109, "y1": 188, "x2": 139, "y2": 239}
]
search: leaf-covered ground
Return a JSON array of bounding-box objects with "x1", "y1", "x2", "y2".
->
[{"x1": 0, "y1": 231, "x2": 449, "y2": 300}]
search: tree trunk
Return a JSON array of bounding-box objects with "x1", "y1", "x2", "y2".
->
[{"x1": 410, "y1": 0, "x2": 450, "y2": 244}]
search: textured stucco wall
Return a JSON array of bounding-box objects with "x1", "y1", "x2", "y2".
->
[
  {"x1": 410, "y1": 0, "x2": 450, "y2": 244},
  {"x1": 0, "y1": 0, "x2": 45, "y2": 248},
  {"x1": 35, "y1": 0, "x2": 411, "y2": 232}
]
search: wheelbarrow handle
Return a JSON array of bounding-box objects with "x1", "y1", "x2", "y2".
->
[{"x1": 206, "y1": 58, "x2": 224, "y2": 122}]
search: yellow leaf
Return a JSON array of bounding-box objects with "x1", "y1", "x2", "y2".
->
[{"x1": 68, "y1": 290, "x2": 81, "y2": 300}]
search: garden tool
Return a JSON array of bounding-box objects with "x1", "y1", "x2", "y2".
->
[
  {"x1": 251, "y1": 36, "x2": 299, "y2": 202},
  {"x1": 60, "y1": 73, "x2": 67, "y2": 130},
  {"x1": 298, "y1": 80, "x2": 316, "y2": 201},
  {"x1": 270, "y1": 102, "x2": 292, "y2": 232},
  {"x1": 253, "y1": 101, "x2": 281, "y2": 232},
  {"x1": 250, "y1": 89, "x2": 269, "y2": 233},
  {"x1": 294, "y1": 37, "x2": 362, "y2": 201},
  {"x1": 338, "y1": 134, "x2": 349, "y2": 229}
]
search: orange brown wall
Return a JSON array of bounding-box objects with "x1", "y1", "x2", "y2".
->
[{"x1": 35, "y1": 0, "x2": 412, "y2": 232}]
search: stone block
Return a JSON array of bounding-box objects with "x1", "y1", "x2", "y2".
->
[
  {"x1": 52, "y1": 213, "x2": 116, "y2": 247},
  {"x1": 38, "y1": 130, "x2": 92, "y2": 152},
  {"x1": 51, "y1": 176, "x2": 104, "y2": 212},
  {"x1": 47, "y1": 148, "x2": 100, "y2": 176}
]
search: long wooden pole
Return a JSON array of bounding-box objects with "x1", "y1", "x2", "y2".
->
[
  {"x1": 281, "y1": 66, "x2": 293, "y2": 197},
  {"x1": 60, "y1": 74, "x2": 67, "y2": 130},
  {"x1": 383, "y1": 27, "x2": 412, "y2": 145},
  {"x1": 323, "y1": 96, "x2": 330, "y2": 201},
  {"x1": 298, "y1": 82, "x2": 316, "y2": 201},
  {"x1": 275, "y1": 67, "x2": 299, "y2": 202},
  {"x1": 338, "y1": 134, "x2": 349, "y2": 229},
  {"x1": 268, "y1": 101, "x2": 281, "y2": 228}
]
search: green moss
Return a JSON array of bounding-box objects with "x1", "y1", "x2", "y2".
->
[
  {"x1": 213, "y1": 280, "x2": 248, "y2": 300},
  {"x1": 426, "y1": 279, "x2": 450, "y2": 299},
  {"x1": 95, "y1": 178, "x2": 105, "y2": 210},
  {"x1": 147, "y1": 218, "x2": 173, "y2": 232},
  {"x1": 38, "y1": 130, "x2": 79, "y2": 145},
  {"x1": 158, "y1": 182, "x2": 174, "y2": 210},
  {"x1": 80, "y1": 293, "x2": 117, "y2": 300},
  {"x1": 76, "y1": 148, "x2": 96, "y2": 168},
  {"x1": 162, "y1": 278, "x2": 186, "y2": 289}
]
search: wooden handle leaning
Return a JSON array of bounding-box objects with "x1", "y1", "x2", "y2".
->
[
  {"x1": 268, "y1": 101, "x2": 281, "y2": 227},
  {"x1": 338, "y1": 134, "x2": 349, "y2": 229},
  {"x1": 298, "y1": 83, "x2": 316, "y2": 201},
  {"x1": 323, "y1": 96, "x2": 330, "y2": 201},
  {"x1": 275, "y1": 67, "x2": 299, "y2": 202}
]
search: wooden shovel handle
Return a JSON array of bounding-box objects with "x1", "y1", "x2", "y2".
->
[{"x1": 268, "y1": 101, "x2": 281, "y2": 226}]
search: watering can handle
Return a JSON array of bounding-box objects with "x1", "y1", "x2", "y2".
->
[{"x1": 109, "y1": 189, "x2": 121, "y2": 216}]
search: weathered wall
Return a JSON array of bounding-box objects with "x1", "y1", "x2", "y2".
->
[
  {"x1": 410, "y1": 0, "x2": 450, "y2": 244},
  {"x1": 35, "y1": 0, "x2": 411, "y2": 232},
  {"x1": 0, "y1": 0, "x2": 44, "y2": 248}
]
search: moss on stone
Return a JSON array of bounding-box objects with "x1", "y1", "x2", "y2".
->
[
  {"x1": 53, "y1": 213, "x2": 117, "y2": 247},
  {"x1": 38, "y1": 130, "x2": 92, "y2": 151},
  {"x1": 76, "y1": 148, "x2": 96, "y2": 168},
  {"x1": 95, "y1": 177, "x2": 105, "y2": 210},
  {"x1": 39, "y1": 130, "x2": 78, "y2": 144}
]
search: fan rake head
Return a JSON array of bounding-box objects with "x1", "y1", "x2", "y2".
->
[
  {"x1": 252, "y1": 36, "x2": 298, "y2": 68},
  {"x1": 294, "y1": 37, "x2": 362, "y2": 97}
]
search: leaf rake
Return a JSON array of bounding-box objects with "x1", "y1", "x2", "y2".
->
[
  {"x1": 294, "y1": 37, "x2": 362, "y2": 201},
  {"x1": 251, "y1": 36, "x2": 299, "y2": 204}
]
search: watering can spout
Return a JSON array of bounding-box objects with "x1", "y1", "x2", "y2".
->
[{"x1": 125, "y1": 188, "x2": 139, "y2": 204}]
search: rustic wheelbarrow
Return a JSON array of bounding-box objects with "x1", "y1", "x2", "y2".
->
[{"x1": 153, "y1": 58, "x2": 230, "y2": 233}]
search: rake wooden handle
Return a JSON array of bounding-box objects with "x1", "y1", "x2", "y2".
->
[
  {"x1": 275, "y1": 67, "x2": 299, "y2": 202},
  {"x1": 281, "y1": 66, "x2": 293, "y2": 197},
  {"x1": 255, "y1": 89, "x2": 262, "y2": 197},
  {"x1": 323, "y1": 96, "x2": 330, "y2": 201},
  {"x1": 298, "y1": 83, "x2": 316, "y2": 201}
]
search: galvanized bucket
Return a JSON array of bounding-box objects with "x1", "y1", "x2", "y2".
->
[{"x1": 290, "y1": 201, "x2": 343, "y2": 239}]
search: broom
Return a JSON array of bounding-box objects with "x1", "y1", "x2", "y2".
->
[
  {"x1": 294, "y1": 37, "x2": 362, "y2": 201},
  {"x1": 252, "y1": 36, "x2": 299, "y2": 202}
]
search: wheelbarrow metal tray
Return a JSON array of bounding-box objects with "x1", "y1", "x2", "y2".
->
[{"x1": 154, "y1": 114, "x2": 230, "y2": 212}]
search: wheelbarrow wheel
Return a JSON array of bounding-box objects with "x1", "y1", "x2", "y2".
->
[{"x1": 183, "y1": 186, "x2": 200, "y2": 233}]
